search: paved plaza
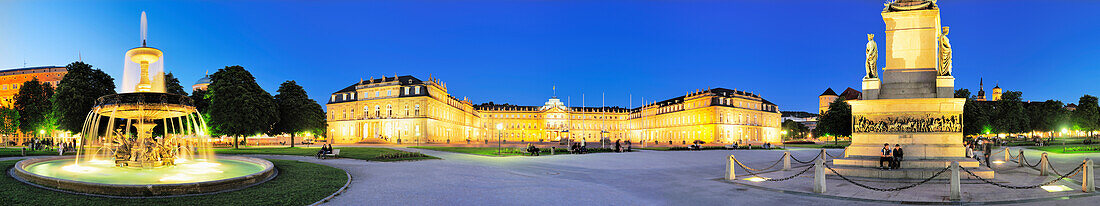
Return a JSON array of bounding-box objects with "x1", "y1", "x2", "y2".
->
[{"x1": 226, "y1": 146, "x2": 1100, "y2": 205}]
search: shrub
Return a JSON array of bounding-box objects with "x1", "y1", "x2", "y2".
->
[
  {"x1": 374, "y1": 151, "x2": 430, "y2": 160},
  {"x1": 784, "y1": 141, "x2": 816, "y2": 144}
]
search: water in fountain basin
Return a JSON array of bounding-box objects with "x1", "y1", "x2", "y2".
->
[{"x1": 23, "y1": 158, "x2": 264, "y2": 185}]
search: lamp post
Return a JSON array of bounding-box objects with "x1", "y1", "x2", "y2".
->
[{"x1": 496, "y1": 123, "x2": 503, "y2": 155}]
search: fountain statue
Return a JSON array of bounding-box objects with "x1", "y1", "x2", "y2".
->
[{"x1": 11, "y1": 12, "x2": 274, "y2": 197}]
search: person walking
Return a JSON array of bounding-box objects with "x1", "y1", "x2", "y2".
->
[
  {"x1": 982, "y1": 139, "x2": 992, "y2": 167},
  {"x1": 614, "y1": 140, "x2": 622, "y2": 153},
  {"x1": 892, "y1": 144, "x2": 904, "y2": 169},
  {"x1": 880, "y1": 143, "x2": 893, "y2": 169}
]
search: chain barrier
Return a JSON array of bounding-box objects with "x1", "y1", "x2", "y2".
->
[
  {"x1": 1019, "y1": 154, "x2": 1042, "y2": 168},
  {"x1": 764, "y1": 163, "x2": 816, "y2": 182},
  {"x1": 734, "y1": 156, "x2": 785, "y2": 172},
  {"x1": 790, "y1": 152, "x2": 822, "y2": 164},
  {"x1": 962, "y1": 162, "x2": 1085, "y2": 189},
  {"x1": 823, "y1": 163, "x2": 950, "y2": 191},
  {"x1": 826, "y1": 151, "x2": 844, "y2": 159}
]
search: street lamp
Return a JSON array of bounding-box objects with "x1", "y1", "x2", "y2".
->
[{"x1": 496, "y1": 123, "x2": 504, "y2": 155}]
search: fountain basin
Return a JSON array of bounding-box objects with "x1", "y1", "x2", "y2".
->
[{"x1": 10, "y1": 156, "x2": 275, "y2": 197}]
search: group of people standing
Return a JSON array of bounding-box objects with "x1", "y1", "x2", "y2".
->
[{"x1": 879, "y1": 143, "x2": 905, "y2": 169}]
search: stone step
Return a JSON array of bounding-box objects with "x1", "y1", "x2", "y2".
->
[
  {"x1": 827, "y1": 164, "x2": 994, "y2": 179},
  {"x1": 833, "y1": 156, "x2": 981, "y2": 168}
]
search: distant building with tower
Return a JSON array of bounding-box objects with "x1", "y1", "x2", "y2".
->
[{"x1": 818, "y1": 87, "x2": 862, "y2": 114}]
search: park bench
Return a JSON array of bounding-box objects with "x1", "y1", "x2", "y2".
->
[{"x1": 322, "y1": 149, "x2": 341, "y2": 159}]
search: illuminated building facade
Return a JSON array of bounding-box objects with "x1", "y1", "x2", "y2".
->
[
  {"x1": 0, "y1": 66, "x2": 67, "y2": 108},
  {"x1": 326, "y1": 75, "x2": 783, "y2": 145}
]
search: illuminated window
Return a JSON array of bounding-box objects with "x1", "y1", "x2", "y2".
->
[{"x1": 415, "y1": 87, "x2": 421, "y2": 94}]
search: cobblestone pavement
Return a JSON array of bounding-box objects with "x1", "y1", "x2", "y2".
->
[{"x1": 6, "y1": 146, "x2": 1100, "y2": 205}]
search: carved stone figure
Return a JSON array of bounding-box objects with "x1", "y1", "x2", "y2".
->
[
  {"x1": 866, "y1": 34, "x2": 878, "y2": 78},
  {"x1": 939, "y1": 26, "x2": 952, "y2": 76}
]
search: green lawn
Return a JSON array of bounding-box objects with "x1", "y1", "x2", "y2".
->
[
  {"x1": 0, "y1": 159, "x2": 346, "y2": 205},
  {"x1": 0, "y1": 147, "x2": 74, "y2": 157},
  {"x1": 213, "y1": 146, "x2": 439, "y2": 161},
  {"x1": 410, "y1": 146, "x2": 621, "y2": 156},
  {"x1": 1029, "y1": 144, "x2": 1100, "y2": 154}
]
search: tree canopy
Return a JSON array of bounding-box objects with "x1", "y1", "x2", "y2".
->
[
  {"x1": 0, "y1": 108, "x2": 20, "y2": 136},
  {"x1": 272, "y1": 80, "x2": 327, "y2": 147},
  {"x1": 51, "y1": 61, "x2": 116, "y2": 133},
  {"x1": 814, "y1": 98, "x2": 851, "y2": 139},
  {"x1": 14, "y1": 78, "x2": 54, "y2": 135},
  {"x1": 165, "y1": 72, "x2": 188, "y2": 96},
  {"x1": 206, "y1": 65, "x2": 278, "y2": 148},
  {"x1": 992, "y1": 91, "x2": 1029, "y2": 134},
  {"x1": 781, "y1": 119, "x2": 810, "y2": 140},
  {"x1": 1072, "y1": 95, "x2": 1099, "y2": 132}
]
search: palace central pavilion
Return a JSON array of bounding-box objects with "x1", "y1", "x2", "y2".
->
[{"x1": 326, "y1": 75, "x2": 781, "y2": 145}]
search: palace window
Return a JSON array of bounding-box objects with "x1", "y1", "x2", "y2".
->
[
  {"x1": 364, "y1": 106, "x2": 369, "y2": 118},
  {"x1": 415, "y1": 105, "x2": 420, "y2": 116},
  {"x1": 405, "y1": 105, "x2": 409, "y2": 116},
  {"x1": 415, "y1": 87, "x2": 421, "y2": 94},
  {"x1": 375, "y1": 91, "x2": 380, "y2": 98},
  {"x1": 404, "y1": 87, "x2": 410, "y2": 95},
  {"x1": 387, "y1": 105, "x2": 392, "y2": 117},
  {"x1": 388, "y1": 90, "x2": 392, "y2": 97}
]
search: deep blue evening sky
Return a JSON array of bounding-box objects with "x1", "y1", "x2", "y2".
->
[{"x1": 2, "y1": 1, "x2": 1098, "y2": 112}]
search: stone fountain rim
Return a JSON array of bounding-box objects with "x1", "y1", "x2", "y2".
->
[{"x1": 10, "y1": 155, "x2": 276, "y2": 197}]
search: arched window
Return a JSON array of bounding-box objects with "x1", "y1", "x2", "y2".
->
[
  {"x1": 404, "y1": 105, "x2": 410, "y2": 116},
  {"x1": 375, "y1": 105, "x2": 381, "y2": 117},
  {"x1": 415, "y1": 104, "x2": 420, "y2": 116},
  {"x1": 364, "y1": 106, "x2": 369, "y2": 118},
  {"x1": 387, "y1": 105, "x2": 392, "y2": 117}
]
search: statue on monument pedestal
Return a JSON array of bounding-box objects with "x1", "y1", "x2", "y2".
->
[
  {"x1": 939, "y1": 26, "x2": 952, "y2": 76},
  {"x1": 865, "y1": 34, "x2": 878, "y2": 79}
]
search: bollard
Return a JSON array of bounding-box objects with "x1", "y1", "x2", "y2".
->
[
  {"x1": 551, "y1": 147, "x2": 555, "y2": 155},
  {"x1": 1085, "y1": 159, "x2": 1095, "y2": 193},
  {"x1": 813, "y1": 156, "x2": 826, "y2": 193},
  {"x1": 21, "y1": 147, "x2": 25, "y2": 156},
  {"x1": 726, "y1": 155, "x2": 737, "y2": 180},
  {"x1": 1040, "y1": 152, "x2": 1049, "y2": 176},
  {"x1": 1003, "y1": 147, "x2": 1010, "y2": 161},
  {"x1": 820, "y1": 149, "x2": 827, "y2": 162},
  {"x1": 783, "y1": 152, "x2": 791, "y2": 171},
  {"x1": 1017, "y1": 150, "x2": 1025, "y2": 167},
  {"x1": 949, "y1": 161, "x2": 961, "y2": 201}
]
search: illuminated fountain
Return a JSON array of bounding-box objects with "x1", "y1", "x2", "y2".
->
[{"x1": 11, "y1": 12, "x2": 274, "y2": 197}]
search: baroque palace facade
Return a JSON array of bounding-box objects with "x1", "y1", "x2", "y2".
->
[{"x1": 326, "y1": 75, "x2": 782, "y2": 145}]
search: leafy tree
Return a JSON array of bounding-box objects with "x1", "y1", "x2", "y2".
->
[
  {"x1": 1072, "y1": 95, "x2": 1100, "y2": 135},
  {"x1": 963, "y1": 99, "x2": 991, "y2": 136},
  {"x1": 14, "y1": 78, "x2": 54, "y2": 136},
  {"x1": 1028, "y1": 100, "x2": 1066, "y2": 137},
  {"x1": 815, "y1": 98, "x2": 851, "y2": 143},
  {"x1": 0, "y1": 108, "x2": 19, "y2": 136},
  {"x1": 992, "y1": 91, "x2": 1029, "y2": 134},
  {"x1": 51, "y1": 61, "x2": 116, "y2": 133},
  {"x1": 165, "y1": 72, "x2": 188, "y2": 96},
  {"x1": 781, "y1": 119, "x2": 809, "y2": 140},
  {"x1": 207, "y1": 66, "x2": 278, "y2": 149},
  {"x1": 273, "y1": 81, "x2": 327, "y2": 147},
  {"x1": 954, "y1": 88, "x2": 971, "y2": 99}
]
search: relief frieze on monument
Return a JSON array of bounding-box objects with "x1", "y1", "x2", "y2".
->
[{"x1": 853, "y1": 113, "x2": 961, "y2": 133}]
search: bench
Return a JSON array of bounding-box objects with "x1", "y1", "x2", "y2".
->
[{"x1": 322, "y1": 149, "x2": 341, "y2": 159}]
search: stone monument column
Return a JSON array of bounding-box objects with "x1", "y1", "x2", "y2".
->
[{"x1": 831, "y1": 0, "x2": 992, "y2": 179}]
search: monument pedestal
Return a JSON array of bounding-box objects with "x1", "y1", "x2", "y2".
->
[{"x1": 832, "y1": 98, "x2": 993, "y2": 179}]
